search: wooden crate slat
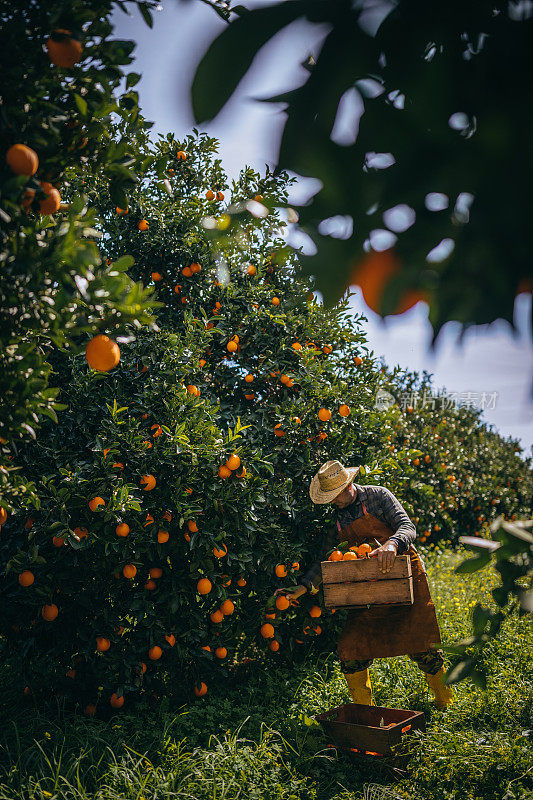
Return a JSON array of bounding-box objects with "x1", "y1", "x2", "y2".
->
[
  {"x1": 323, "y1": 577, "x2": 413, "y2": 608},
  {"x1": 321, "y1": 555, "x2": 411, "y2": 584}
]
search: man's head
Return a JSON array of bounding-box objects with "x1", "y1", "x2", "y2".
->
[
  {"x1": 331, "y1": 481, "x2": 357, "y2": 509},
  {"x1": 309, "y1": 460, "x2": 361, "y2": 504}
]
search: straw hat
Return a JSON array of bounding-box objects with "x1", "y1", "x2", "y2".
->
[{"x1": 309, "y1": 460, "x2": 360, "y2": 504}]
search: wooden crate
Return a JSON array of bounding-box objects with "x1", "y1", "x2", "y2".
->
[
  {"x1": 315, "y1": 702, "x2": 426, "y2": 757},
  {"x1": 320, "y1": 555, "x2": 413, "y2": 610}
]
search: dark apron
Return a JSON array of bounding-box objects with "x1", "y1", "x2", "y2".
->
[{"x1": 336, "y1": 501, "x2": 442, "y2": 661}]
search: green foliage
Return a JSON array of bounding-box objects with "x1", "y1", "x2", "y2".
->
[
  {"x1": 443, "y1": 515, "x2": 533, "y2": 689},
  {"x1": 1, "y1": 548, "x2": 531, "y2": 800},
  {"x1": 190, "y1": 0, "x2": 533, "y2": 347},
  {"x1": 0, "y1": 0, "x2": 160, "y2": 510},
  {"x1": 1, "y1": 127, "x2": 531, "y2": 713}
]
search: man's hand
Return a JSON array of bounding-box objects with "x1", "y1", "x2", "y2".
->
[
  {"x1": 274, "y1": 585, "x2": 307, "y2": 601},
  {"x1": 368, "y1": 540, "x2": 398, "y2": 573}
]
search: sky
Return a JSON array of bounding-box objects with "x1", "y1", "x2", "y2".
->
[{"x1": 112, "y1": 0, "x2": 533, "y2": 457}]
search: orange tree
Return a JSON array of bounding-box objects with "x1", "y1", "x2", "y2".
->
[
  {"x1": 0, "y1": 0, "x2": 160, "y2": 518},
  {"x1": 370, "y1": 365, "x2": 533, "y2": 544},
  {"x1": 2, "y1": 130, "x2": 531, "y2": 713}
]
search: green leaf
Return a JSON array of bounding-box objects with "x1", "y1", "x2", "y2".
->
[
  {"x1": 454, "y1": 554, "x2": 491, "y2": 574},
  {"x1": 191, "y1": 1, "x2": 307, "y2": 123},
  {"x1": 126, "y1": 72, "x2": 141, "y2": 88},
  {"x1": 74, "y1": 94, "x2": 88, "y2": 116},
  {"x1": 139, "y1": 3, "x2": 153, "y2": 28}
]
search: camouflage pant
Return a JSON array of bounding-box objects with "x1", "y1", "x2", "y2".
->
[{"x1": 339, "y1": 648, "x2": 445, "y2": 676}]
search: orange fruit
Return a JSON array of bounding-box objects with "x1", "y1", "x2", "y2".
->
[
  {"x1": 96, "y1": 636, "x2": 110, "y2": 652},
  {"x1": 201, "y1": 645, "x2": 211, "y2": 651},
  {"x1": 73, "y1": 526, "x2": 88, "y2": 540},
  {"x1": 220, "y1": 599, "x2": 234, "y2": 615},
  {"x1": 182, "y1": 266, "x2": 193, "y2": 277},
  {"x1": 328, "y1": 550, "x2": 344, "y2": 561},
  {"x1": 184, "y1": 533, "x2": 191, "y2": 543},
  {"x1": 84, "y1": 703, "x2": 96, "y2": 716},
  {"x1": 339, "y1": 404, "x2": 350, "y2": 417},
  {"x1": 85, "y1": 335, "x2": 120, "y2": 371},
  {"x1": 115, "y1": 523, "x2": 130, "y2": 537},
  {"x1": 261, "y1": 623, "x2": 275, "y2": 638},
  {"x1": 18, "y1": 570, "x2": 35, "y2": 587},
  {"x1": 110, "y1": 693, "x2": 124, "y2": 708},
  {"x1": 157, "y1": 530, "x2": 169, "y2": 543},
  {"x1": 163, "y1": 510, "x2": 172, "y2": 521},
  {"x1": 292, "y1": 342, "x2": 302, "y2": 351},
  {"x1": 88, "y1": 496, "x2": 105, "y2": 511},
  {"x1": 6, "y1": 144, "x2": 39, "y2": 176},
  {"x1": 138, "y1": 219, "x2": 149, "y2": 231},
  {"x1": 197, "y1": 578, "x2": 212, "y2": 595},
  {"x1": 151, "y1": 271, "x2": 162, "y2": 281},
  {"x1": 218, "y1": 465, "x2": 231, "y2": 479},
  {"x1": 190, "y1": 261, "x2": 202, "y2": 273},
  {"x1": 215, "y1": 646, "x2": 227, "y2": 658},
  {"x1": 244, "y1": 374, "x2": 254, "y2": 383},
  {"x1": 227, "y1": 341, "x2": 238, "y2": 353},
  {"x1": 357, "y1": 543, "x2": 372, "y2": 558},
  {"x1": 406, "y1": 405, "x2": 414, "y2": 413},
  {"x1": 216, "y1": 191, "x2": 224, "y2": 201},
  {"x1": 309, "y1": 606, "x2": 322, "y2": 618},
  {"x1": 247, "y1": 265, "x2": 256, "y2": 276},
  {"x1": 342, "y1": 551, "x2": 358, "y2": 560},
  {"x1": 244, "y1": 393, "x2": 255, "y2": 401},
  {"x1": 425, "y1": 455, "x2": 431, "y2": 463},
  {"x1": 349, "y1": 248, "x2": 402, "y2": 314},
  {"x1": 188, "y1": 520, "x2": 198, "y2": 533},
  {"x1": 413, "y1": 458, "x2": 420, "y2": 466},
  {"x1": 149, "y1": 567, "x2": 163, "y2": 579},
  {"x1": 274, "y1": 424, "x2": 285, "y2": 437},
  {"x1": 275, "y1": 595, "x2": 290, "y2": 611},
  {"x1": 42, "y1": 604, "x2": 58, "y2": 621},
  {"x1": 226, "y1": 454, "x2": 241, "y2": 470},
  {"x1": 38, "y1": 181, "x2": 61, "y2": 215},
  {"x1": 213, "y1": 544, "x2": 228, "y2": 558},
  {"x1": 186, "y1": 385, "x2": 199, "y2": 396},
  {"x1": 123, "y1": 564, "x2": 137, "y2": 579},
  {"x1": 177, "y1": 150, "x2": 187, "y2": 160},
  {"x1": 318, "y1": 408, "x2": 331, "y2": 422},
  {"x1": 149, "y1": 646, "x2": 162, "y2": 660},
  {"x1": 116, "y1": 206, "x2": 128, "y2": 214},
  {"x1": 274, "y1": 564, "x2": 287, "y2": 578},
  {"x1": 52, "y1": 536, "x2": 65, "y2": 547},
  {"x1": 151, "y1": 424, "x2": 162, "y2": 437},
  {"x1": 140, "y1": 474, "x2": 156, "y2": 491},
  {"x1": 206, "y1": 190, "x2": 215, "y2": 200},
  {"x1": 165, "y1": 633, "x2": 176, "y2": 647},
  {"x1": 292, "y1": 561, "x2": 300, "y2": 570},
  {"x1": 210, "y1": 610, "x2": 224, "y2": 623},
  {"x1": 272, "y1": 297, "x2": 280, "y2": 306},
  {"x1": 269, "y1": 640, "x2": 280, "y2": 651},
  {"x1": 46, "y1": 29, "x2": 83, "y2": 67},
  {"x1": 194, "y1": 681, "x2": 207, "y2": 697},
  {"x1": 353, "y1": 355, "x2": 363, "y2": 366},
  {"x1": 237, "y1": 577, "x2": 247, "y2": 587}
]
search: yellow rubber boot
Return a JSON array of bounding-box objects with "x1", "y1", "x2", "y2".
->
[
  {"x1": 425, "y1": 667, "x2": 453, "y2": 710},
  {"x1": 344, "y1": 669, "x2": 375, "y2": 705}
]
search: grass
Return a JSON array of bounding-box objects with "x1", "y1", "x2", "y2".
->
[{"x1": 0, "y1": 543, "x2": 531, "y2": 800}]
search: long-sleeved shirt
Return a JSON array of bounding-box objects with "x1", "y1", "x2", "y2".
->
[{"x1": 300, "y1": 483, "x2": 417, "y2": 593}]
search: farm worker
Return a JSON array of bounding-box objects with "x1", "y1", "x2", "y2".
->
[{"x1": 276, "y1": 460, "x2": 453, "y2": 710}]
